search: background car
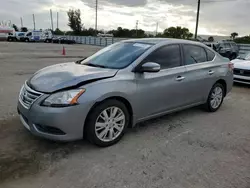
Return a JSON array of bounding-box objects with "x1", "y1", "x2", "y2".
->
[
  {"x1": 231, "y1": 52, "x2": 250, "y2": 84},
  {"x1": 216, "y1": 40, "x2": 239, "y2": 60},
  {"x1": 204, "y1": 40, "x2": 239, "y2": 60},
  {"x1": 52, "y1": 37, "x2": 76, "y2": 44}
]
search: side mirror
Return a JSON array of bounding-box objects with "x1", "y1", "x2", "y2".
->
[{"x1": 140, "y1": 62, "x2": 161, "y2": 73}]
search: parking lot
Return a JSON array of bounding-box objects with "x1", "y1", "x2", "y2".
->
[{"x1": 0, "y1": 42, "x2": 250, "y2": 188}]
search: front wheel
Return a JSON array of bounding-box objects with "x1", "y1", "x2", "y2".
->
[
  {"x1": 85, "y1": 100, "x2": 130, "y2": 147},
  {"x1": 205, "y1": 83, "x2": 225, "y2": 112}
]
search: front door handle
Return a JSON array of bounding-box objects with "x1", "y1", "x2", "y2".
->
[
  {"x1": 208, "y1": 70, "x2": 215, "y2": 75},
  {"x1": 176, "y1": 76, "x2": 185, "y2": 81}
]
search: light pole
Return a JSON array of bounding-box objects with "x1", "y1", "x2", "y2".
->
[
  {"x1": 95, "y1": 0, "x2": 98, "y2": 35},
  {"x1": 50, "y1": 9, "x2": 54, "y2": 31},
  {"x1": 33, "y1": 14, "x2": 36, "y2": 30},
  {"x1": 194, "y1": 0, "x2": 201, "y2": 39}
]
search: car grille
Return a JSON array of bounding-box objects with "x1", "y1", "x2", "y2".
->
[
  {"x1": 19, "y1": 82, "x2": 43, "y2": 109},
  {"x1": 234, "y1": 78, "x2": 250, "y2": 83},
  {"x1": 234, "y1": 68, "x2": 250, "y2": 77}
]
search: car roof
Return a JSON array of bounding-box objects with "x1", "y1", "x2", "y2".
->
[{"x1": 123, "y1": 38, "x2": 205, "y2": 46}]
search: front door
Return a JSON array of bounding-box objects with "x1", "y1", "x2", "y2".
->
[{"x1": 135, "y1": 44, "x2": 189, "y2": 120}]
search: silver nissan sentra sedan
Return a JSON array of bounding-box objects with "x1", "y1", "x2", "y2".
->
[{"x1": 17, "y1": 38, "x2": 234, "y2": 147}]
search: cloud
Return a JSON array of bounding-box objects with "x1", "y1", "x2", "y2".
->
[
  {"x1": 81, "y1": 0, "x2": 147, "y2": 7},
  {"x1": 0, "y1": 0, "x2": 250, "y2": 36}
]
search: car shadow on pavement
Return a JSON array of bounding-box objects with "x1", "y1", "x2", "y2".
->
[{"x1": 0, "y1": 107, "x2": 202, "y2": 184}]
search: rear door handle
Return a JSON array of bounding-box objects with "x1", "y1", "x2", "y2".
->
[
  {"x1": 176, "y1": 76, "x2": 185, "y2": 81},
  {"x1": 208, "y1": 70, "x2": 215, "y2": 75}
]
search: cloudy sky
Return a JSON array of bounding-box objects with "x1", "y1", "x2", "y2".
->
[{"x1": 1, "y1": 0, "x2": 249, "y2": 36}]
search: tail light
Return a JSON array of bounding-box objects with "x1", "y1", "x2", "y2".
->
[{"x1": 228, "y1": 62, "x2": 234, "y2": 71}]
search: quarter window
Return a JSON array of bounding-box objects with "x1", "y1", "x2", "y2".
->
[
  {"x1": 183, "y1": 45, "x2": 207, "y2": 65},
  {"x1": 206, "y1": 49, "x2": 215, "y2": 61},
  {"x1": 143, "y1": 45, "x2": 181, "y2": 69}
]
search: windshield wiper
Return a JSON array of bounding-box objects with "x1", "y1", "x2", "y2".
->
[
  {"x1": 75, "y1": 57, "x2": 87, "y2": 64},
  {"x1": 85, "y1": 63, "x2": 107, "y2": 68}
]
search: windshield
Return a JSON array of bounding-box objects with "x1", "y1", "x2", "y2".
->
[
  {"x1": 81, "y1": 42, "x2": 152, "y2": 69},
  {"x1": 238, "y1": 52, "x2": 250, "y2": 60}
]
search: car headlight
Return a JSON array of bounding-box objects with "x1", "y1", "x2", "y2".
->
[{"x1": 42, "y1": 89, "x2": 85, "y2": 107}]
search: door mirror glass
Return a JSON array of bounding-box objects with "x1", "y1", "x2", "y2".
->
[{"x1": 140, "y1": 62, "x2": 160, "y2": 73}]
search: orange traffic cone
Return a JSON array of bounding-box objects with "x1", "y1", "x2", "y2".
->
[{"x1": 62, "y1": 46, "x2": 66, "y2": 55}]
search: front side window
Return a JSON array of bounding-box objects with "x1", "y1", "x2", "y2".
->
[
  {"x1": 143, "y1": 44, "x2": 181, "y2": 69},
  {"x1": 81, "y1": 42, "x2": 152, "y2": 69},
  {"x1": 183, "y1": 44, "x2": 207, "y2": 65}
]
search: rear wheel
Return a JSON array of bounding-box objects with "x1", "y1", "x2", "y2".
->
[
  {"x1": 205, "y1": 83, "x2": 225, "y2": 112},
  {"x1": 85, "y1": 99, "x2": 130, "y2": 147}
]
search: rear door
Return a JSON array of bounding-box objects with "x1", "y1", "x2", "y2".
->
[
  {"x1": 182, "y1": 44, "x2": 217, "y2": 103},
  {"x1": 135, "y1": 44, "x2": 190, "y2": 119}
]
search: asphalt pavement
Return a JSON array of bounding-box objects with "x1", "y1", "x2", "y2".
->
[{"x1": 0, "y1": 42, "x2": 249, "y2": 188}]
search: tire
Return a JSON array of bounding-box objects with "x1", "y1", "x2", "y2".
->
[
  {"x1": 85, "y1": 99, "x2": 130, "y2": 147},
  {"x1": 8, "y1": 37, "x2": 12, "y2": 42},
  {"x1": 204, "y1": 83, "x2": 225, "y2": 112},
  {"x1": 230, "y1": 53, "x2": 237, "y2": 60},
  {"x1": 25, "y1": 38, "x2": 29, "y2": 42}
]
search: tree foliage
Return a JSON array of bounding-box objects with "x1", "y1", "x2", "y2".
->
[
  {"x1": 54, "y1": 28, "x2": 64, "y2": 35},
  {"x1": 158, "y1": 26, "x2": 193, "y2": 39},
  {"x1": 12, "y1": 24, "x2": 19, "y2": 31},
  {"x1": 108, "y1": 27, "x2": 146, "y2": 38},
  {"x1": 67, "y1": 9, "x2": 83, "y2": 34},
  {"x1": 20, "y1": 27, "x2": 28, "y2": 32},
  {"x1": 234, "y1": 35, "x2": 250, "y2": 44},
  {"x1": 208, "y1": 36, "x2": 214, "y2": 42},
  {"x1": 231, "y1": 32, "x2": 238, "y2": 40}
]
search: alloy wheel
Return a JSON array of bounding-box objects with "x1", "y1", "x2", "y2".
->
[
  {"x1": 95, "y1": 106, "x2": 125, "y2": 142},
  {"x1": 210, "y1": 86, "x2": 223, "y2": 109}
]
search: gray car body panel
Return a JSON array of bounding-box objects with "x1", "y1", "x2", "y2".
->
[
  {"x1": 17, "y1": 38, "x2": 233, "y2": 141},
  {"x1": 28, "y1": 63, "x2": 118, "y2": 93}
]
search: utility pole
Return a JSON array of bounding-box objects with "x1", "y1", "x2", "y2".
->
[
  {"x1": 155, "y1": 22, "x2": 158, "y2": 36},
  {"x1": 95, "y1": 0, "x2": 98, "y2": 35},
  {"x1": 20, "y1": 17, "x2": 23, "y2": 28},
  {"x1": 50, "y1": 9, "x2": 54, "y2": 31},
  {"x1": 194, "y1": 0, "x2": 201, "y2": 39},
  {"x1": 136, "y1": 20, "x2": 138, "y2": 37},
  {"x1": 57, "y1": 12, "x2": 59, "y2": 29},
  {"x1": 33, "y1": 14, "x2": 36, "y2": 30}
]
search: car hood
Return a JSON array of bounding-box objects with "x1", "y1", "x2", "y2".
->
[
  {"x1": 232, "y1": 59, "x2": 250, "y2": 69},
  {"x1": 28, "y1": 62, "x2": 118, "y2": 93}
]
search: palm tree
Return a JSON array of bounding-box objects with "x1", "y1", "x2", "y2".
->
[{"x1": 231, "y1": 32, "x2": 238, "y2": 40}]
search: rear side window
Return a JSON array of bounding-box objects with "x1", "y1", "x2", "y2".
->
[
  {"x1": 143, "y1": 44, "x2": 181, "y2": 69},
  {"x1": 183, "y1": 44, "x2": 207, "y2": 65},
  {"x1": 224, "y1": 43, "x2": 231, "y2": 48},
  {"x1": 206, "y1": 49, "x2": 215, "y2": 61}
]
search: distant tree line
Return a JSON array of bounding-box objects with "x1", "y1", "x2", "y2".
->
[{"x1": 12, "y1": 8, "x2": 250, "y2": 44}]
